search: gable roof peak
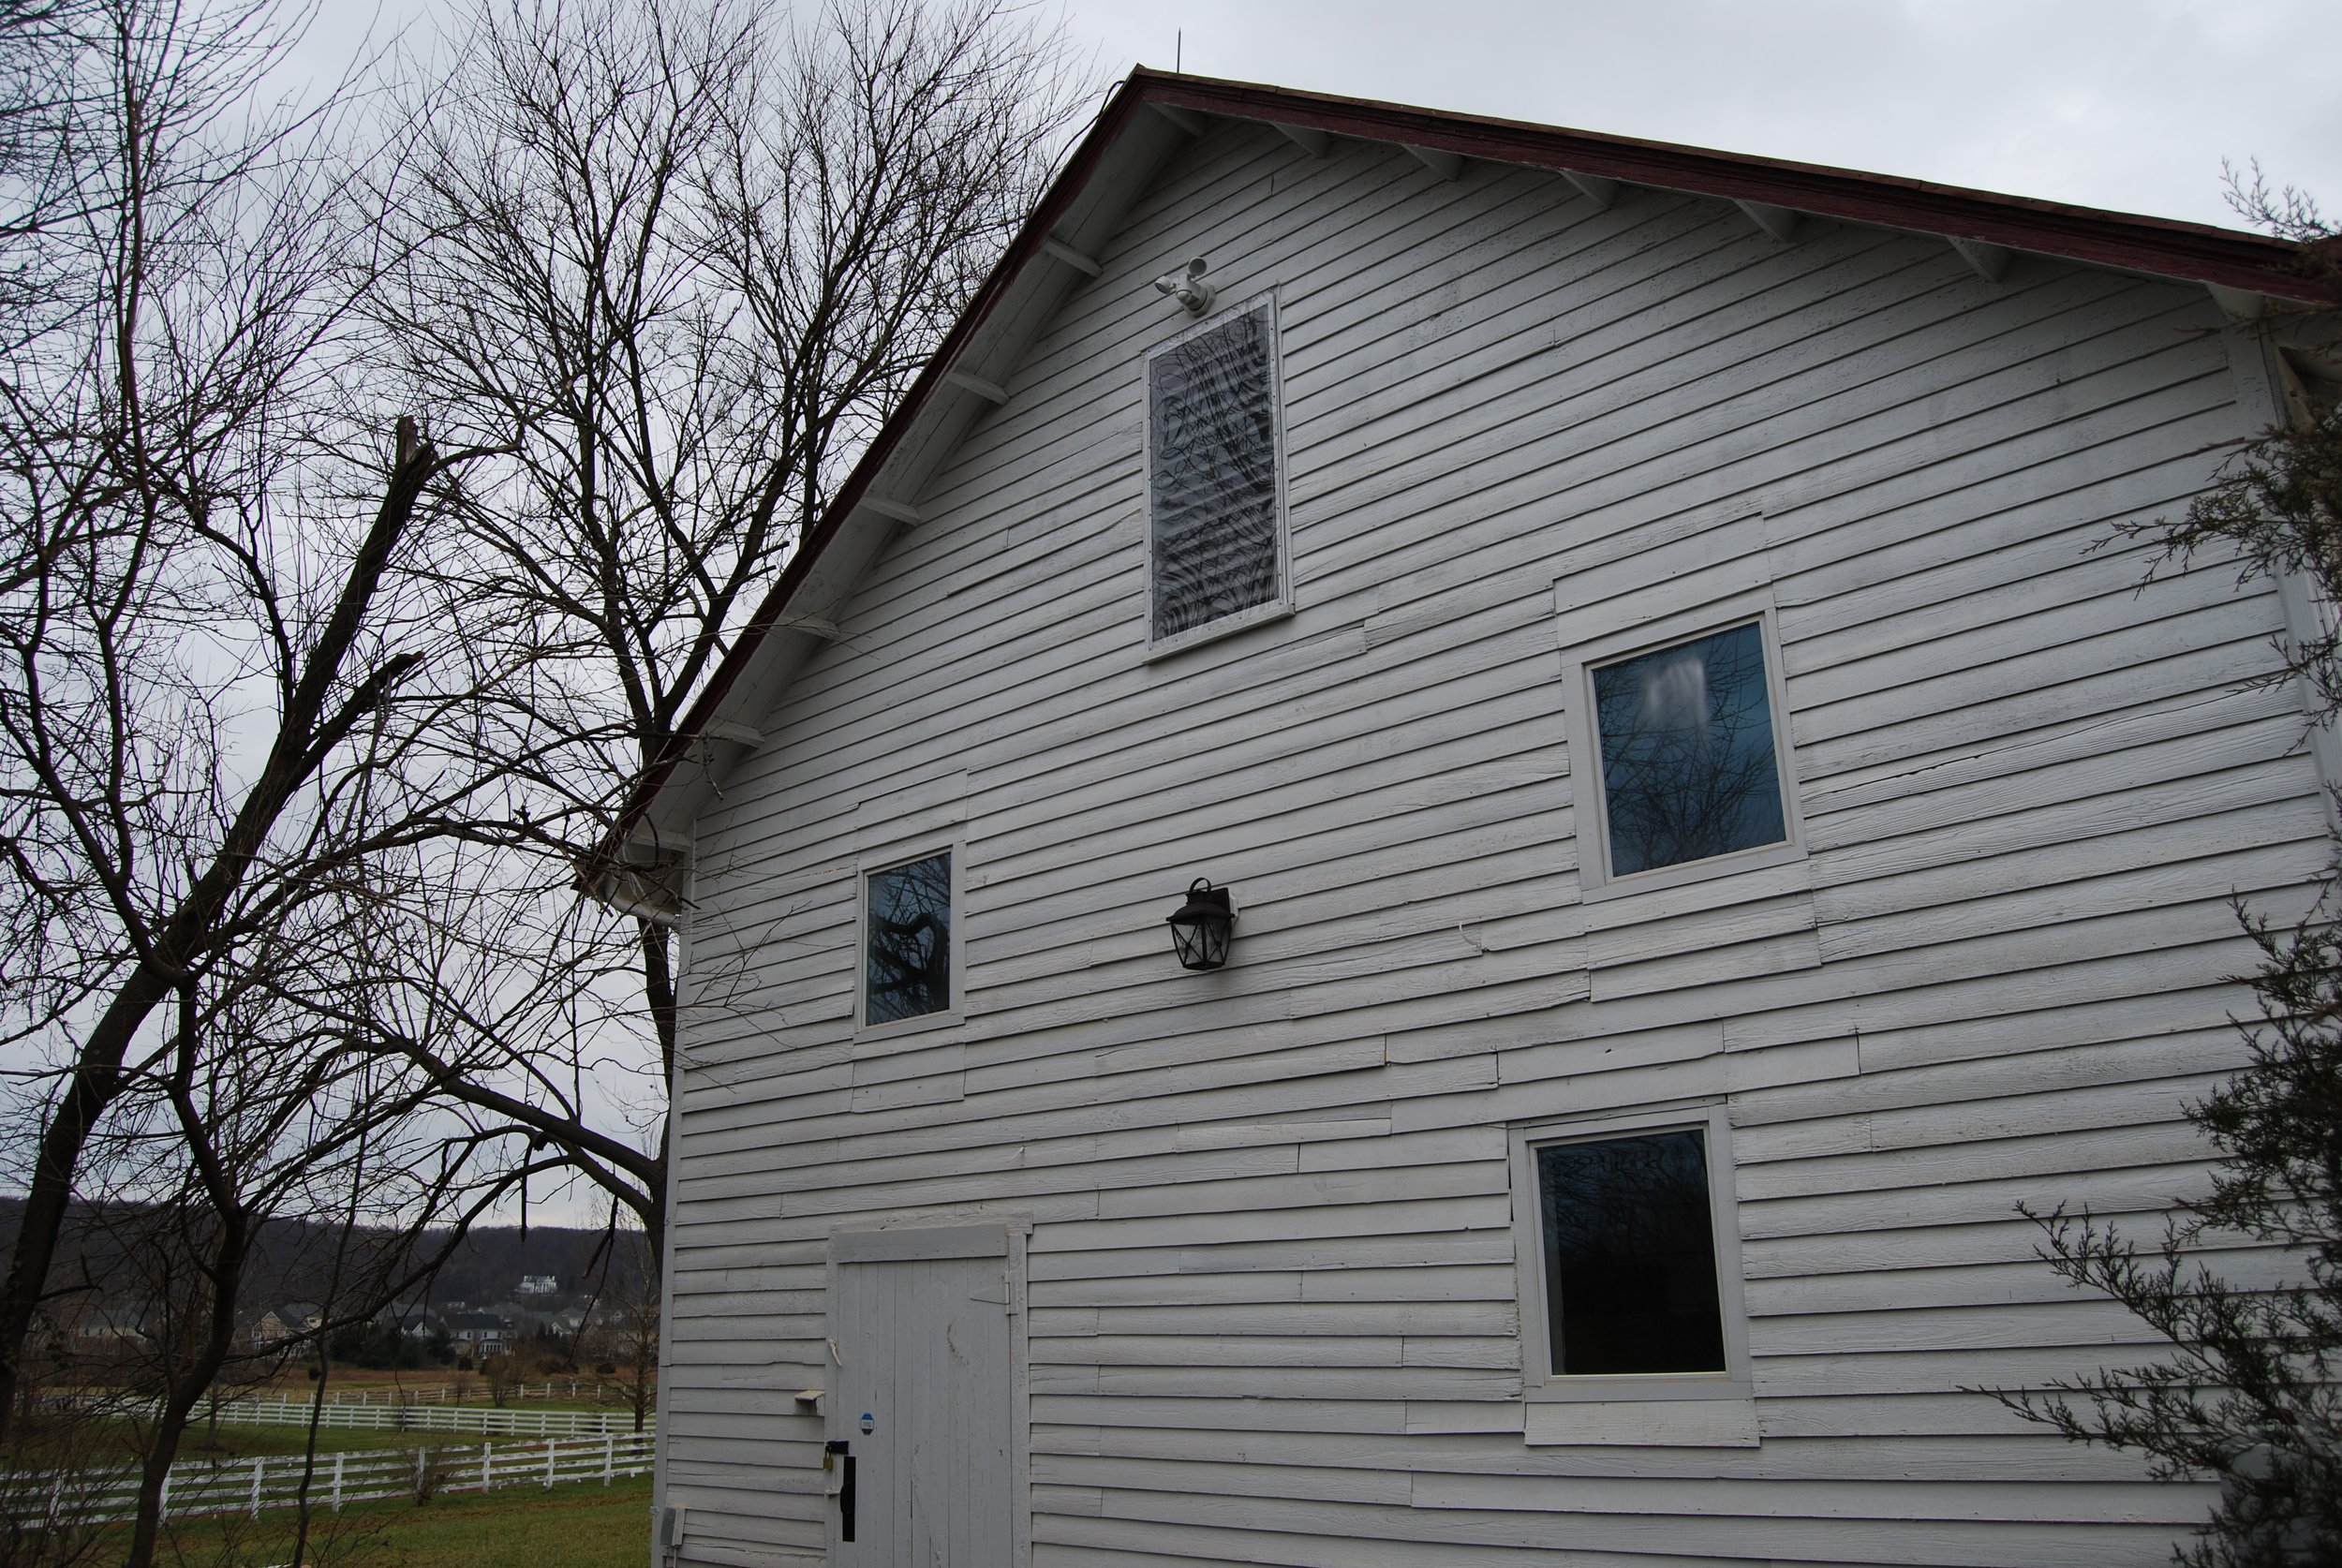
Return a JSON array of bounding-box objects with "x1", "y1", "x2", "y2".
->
[{"x1": 588, "y1": 69, "x2": 2334, "y2": 879}]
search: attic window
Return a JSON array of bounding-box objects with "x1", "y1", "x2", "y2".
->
[
  {"x1": 864, "y1": 851, "x2": 953, "y2": 1026},
  {"x1": 1146, "y1": 298, "x2": 1287, "y2": 647},
  {"x1": 1591, "y1": 622, "x2": 1789, "y2": 877}
]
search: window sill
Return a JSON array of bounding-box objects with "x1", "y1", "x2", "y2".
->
[
  {"x1": 1525, "y1": 1370, "x2": 1750, "y2": 1402},
  {"x1": 1579, "y1": 837, "x2": 1806, "y2": 904},
  {"x1": 852, "y1": 1010, "x2": 966, "y2": 1047},
  {"x1": 1143, "y1": 599, "x2": 1295, "y2": 663},
  {"x1": 1523, "y1": 1396, "x2": 1758, "y2": 1448}
]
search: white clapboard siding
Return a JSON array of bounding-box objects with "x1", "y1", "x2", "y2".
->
[{"x1": 654, "y1": 109, "x2": 2333, "y2": 1568}]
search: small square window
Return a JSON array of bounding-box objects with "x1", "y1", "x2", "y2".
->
[
  {"x1": 2279, "y1": 346, "x2": 2342, "y2": 428},
  {"x1": 1537, "y1": 1129, "x2": 1727, "y2": 1377},
  {"x1": 864, "y1": 851, "x2": 952, "y2": 1025},
  {"x1": 1146, "y1": 299, "x2": 1287, "y2": 647},
  {"x1": 1592, "y1": 622, "x2": 1786, "y2": 878},
  {"x1": 1510, "y1": 1106, "x2": 1754, "y2": 1421}
]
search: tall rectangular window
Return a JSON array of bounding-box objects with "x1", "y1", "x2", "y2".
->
[
  {"x1": 1537, "y1": 1129, "x2": 1727, "y2": 1377},
  {"x1": 1147, "y1": 301, "x2": 1283, "y2": 644},
  {"x1": 865, "y1": 851, "x2": 952, "y2": 1025},
  {"x1": 1592, "y1": 622, "x2": 1786, "y2": 877}
]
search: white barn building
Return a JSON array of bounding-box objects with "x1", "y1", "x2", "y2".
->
[{"x1": 600, "y1": 71, "x2": 2342, "y2": 1568}]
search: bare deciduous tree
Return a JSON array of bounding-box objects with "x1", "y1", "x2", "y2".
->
[
  {"x1": 0, "y1": 4, "x2": 1085, "y2": 1544},
  {"x1": 367, "y1": 0, "x2": 1082, "y2": 1273},
  {"x1": 0, "y1": 0, "x2": 99, "y2": 337},
  {"x1": 0, "y1": 0, "x2": 535, "y2": 1439},
  {"x1": 577, "y1": 1225, "x2": 660, "y2": 1434},
  {"x1": 84, "y1": 896, "x2": 535, "y2": 1568}
]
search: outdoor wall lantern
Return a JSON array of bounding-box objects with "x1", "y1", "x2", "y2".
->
[{"x1": 1166, "y1": 878, "x2": 1236, "y2": 971}]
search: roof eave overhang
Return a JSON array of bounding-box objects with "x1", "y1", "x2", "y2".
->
[{"x1": 1146, "y1": 74, "x2": 2335, "y2": 303}]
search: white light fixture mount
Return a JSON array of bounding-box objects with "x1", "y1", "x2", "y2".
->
[{"x1": 1153, "y1": 257, "x2": 1217, "y2": 316}]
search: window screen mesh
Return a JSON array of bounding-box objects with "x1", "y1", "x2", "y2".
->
[{"x1": 1149, "y1": 304, "x2": 1280, "y2": 641}]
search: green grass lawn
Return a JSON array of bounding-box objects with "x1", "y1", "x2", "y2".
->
[{"x1": 141, "y1": 1474, "x2": 654, "y2": 1568}]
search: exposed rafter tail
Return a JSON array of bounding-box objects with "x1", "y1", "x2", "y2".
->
[
  {"x1": 1563, "y1": 170, "x2": 1619, "y2": 210},
  {"x1": 858, "y1": 495, "x2": 925, "y2": 526},
  {"x1": 945, "y1": 370, "x2": 1010, "y2": 405},
  {"x1": 1737, "y1": 200, "x2": 1802, "y2": 244},
  {"x1": 1150, "y1": 102, "x2": 1207, "y2": 136},
  {"x1": 2207, "y1": 282, "x2": 2268, "y2": 321},
  {"x1": 1041, "y1": 238, "x2": 1102, "y2": 277},
  {"x1": 1401, "y1": 144, "x2": 1464, "y2": 181},
  {"x1": 1949, "y1": 237, "x2": 2011, "y2": 283},
  {"x1": 1273, "y1": 122, "x2": 1330, "y2": 157}
]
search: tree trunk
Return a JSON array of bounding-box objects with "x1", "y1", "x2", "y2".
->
[
  {"x1": 123, "y1": 1218, "x2": 248, "y2": 1568},
  {"x1": 0, "y1": 960, "x2": 175, "y2": 1434},
  {"x1": 0, "y1": 429, "x2": 437, "y2": 1442},
  {"x1": 637, "y1": 918, "x2": 674, "y2": 1291}
]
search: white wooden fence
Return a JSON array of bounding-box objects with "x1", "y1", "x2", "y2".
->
[
  {"x1": 37, "y1": 1433, "x2": 654, "y2": 1526},
  {"x1": 306, "y1": 1380, "x2": 617, "y2": 1406},
  {"x1": 205, "y1": 1396, "x2": 654, "y2": 1438}
]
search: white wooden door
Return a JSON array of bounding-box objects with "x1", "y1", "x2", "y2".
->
[{"x1": 828, "y1": 1226, "x2": 1016, "y2": 1568}]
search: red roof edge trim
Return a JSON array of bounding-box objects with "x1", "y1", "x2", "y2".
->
[{"x1": 1140, "y1": 72, "x2": 2335, "y2": 304}]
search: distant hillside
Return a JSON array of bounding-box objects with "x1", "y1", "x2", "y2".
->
[
  {"x1": 422, "y1": 1224, "x2": 649, "y2": 1308},
  {"x1": 0, "y1": 1198, "x2": 649, "y2": 1316}
]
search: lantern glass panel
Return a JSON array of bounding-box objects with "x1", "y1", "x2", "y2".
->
[{"x1": 1170, "y1": 916, "x2": 1227, "y2": 970}]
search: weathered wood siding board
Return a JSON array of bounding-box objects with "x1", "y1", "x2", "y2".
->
[
  {"x1": 1041, "y1": 1422, "x2": 2175, "y2": 1486},
  {"x1": 1039, "y1": 1492, "x2": 2193, "y2": 1566},
  {"x1": 658, "y1": 112, "x2": 2326, "y2": 1567}
]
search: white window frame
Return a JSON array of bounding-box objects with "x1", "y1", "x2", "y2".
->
[
  {"x1": 1508, "y1": 1101, "x2": 1753, "y2": 1405},
  {"x1": 1559, "y1": 594, "x2": 1806, "y2": 900},
  {"x1": 853, "y1": 841, "x2": 966, "y2": 1039},
  {"x1": 2277, "y1": 344, "x2": 2342, "y2": 428},
  {"x1": 1141, "y1": 290, "x2": 1294, "y2": 659}
]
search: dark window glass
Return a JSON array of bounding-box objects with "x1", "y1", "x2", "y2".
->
[
  {"x1": 1593, "y1": 623, "x2": 1786, "y2": 877},
  {"x1": 1538, "y1": 1130, "x2": 1727, "y2": 1376},
  {"x1": 865, "y1": 853, "x2": 951, "y2": 1025},
  {"x1": 1149, "y1": 304, "x2": 1280, "y2": 641}
]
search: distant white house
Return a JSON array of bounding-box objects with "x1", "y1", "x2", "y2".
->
[
  {"x1": 251, "y1": 1301, "x2": 321, "y2": 1347},
  {"x1": 515, "y1": 1274, "x2": 559, "y2": 1295},
  {"x1": 597, "y1": 71, "x2": 2341, "y2": 1568}
]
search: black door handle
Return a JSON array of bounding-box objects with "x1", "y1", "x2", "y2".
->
[{"x1": 824, "y1": 1440, "x2": 855, "y2": 1542}]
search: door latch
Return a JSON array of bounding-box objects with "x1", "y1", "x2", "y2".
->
[{"x1": 823, "y1": 1439, "x2": 855, "y2": 1542}]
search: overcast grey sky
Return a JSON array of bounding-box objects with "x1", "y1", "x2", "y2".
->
[
  {"x1": 1092, "y1": 0, "x2": 2342, "y2": 229},
  {"x1": 297, "y1": 0, "x2": 2342, "y2": 231}
]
